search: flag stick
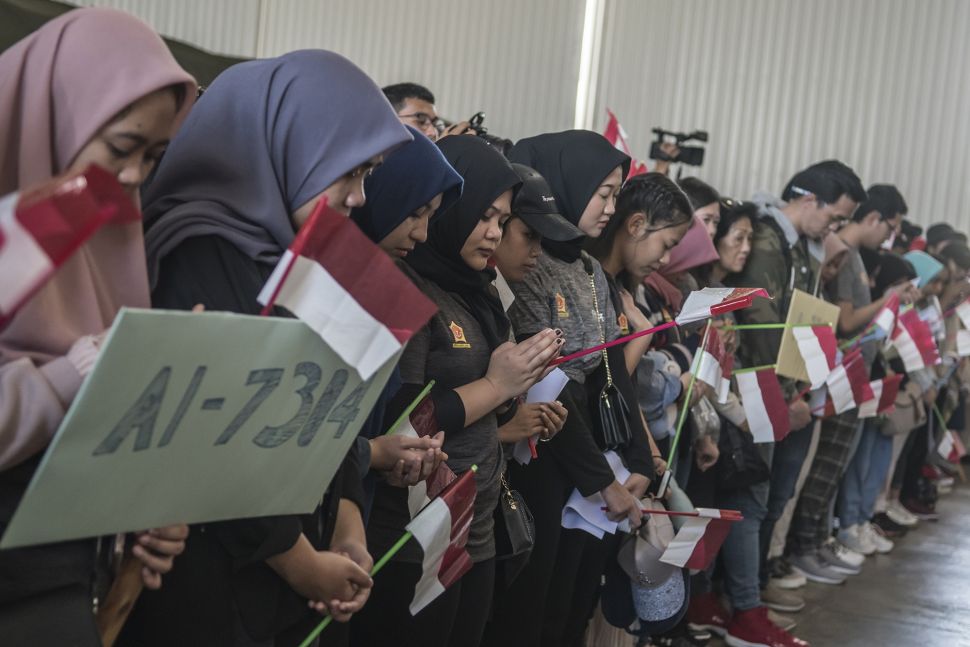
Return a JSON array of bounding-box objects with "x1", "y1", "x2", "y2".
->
[
  {"x1": 297, "y1": 530, "x2": 415, "y2": 647},
  {"x1": 724, "y1": 323, "x2": 818, "y2": 331},
  {"x1": 550, "y1": 320, "x2": 677, "y2": 366},
  {"x1": 383, "y1": 381, "x2": 436, "y2": 436},
  {"x1": 296, "y1": 464, "x2": 478, "y2": 647},
  {"x1": 600, "y1": 506, "x2": 744, "y2": 520},
  {"x1": 259, "y1": 197, "x2": 329, "y2": 316},
  {"x1": 732, "y1": 364, "x2": 777, "y2": 375},
  {"x1": 932, "y1": 403, "x2": 949, "y2": 432},
  {"x1": 666, "y1": 321, "x2": 712, "y2": 468}
]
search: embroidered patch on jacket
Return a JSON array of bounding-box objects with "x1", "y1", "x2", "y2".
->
[
  {"x1": 618, "y1": 312, "x2": 630, "y2": 334},
  {"x1": 555, "y1": 292, "x2": 569, "y2": 318},
  {"x1": 449, "y1": 321, "x2": 471, "y2": 348}
]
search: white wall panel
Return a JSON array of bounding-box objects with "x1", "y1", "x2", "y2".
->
[
  {"x1": 255, "y1": 0, "x2": 586, "y2": 141},
  {"x1": 73, "y1": 0, "x2": 262, "y2": 57},
  {"x1": 595, "y1": 0, "x2": 970, "y2": 232}
]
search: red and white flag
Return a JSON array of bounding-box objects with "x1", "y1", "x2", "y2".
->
[
  {"x1": 257, "y1": 198, "x2": 437, "y2": 380},
  {"x1": 406, "y1": 467, "x2": 477, "y2": 614},
  {"x1": 792, "y1": 325, "x2": 839, "y2": 388},
  {"x1": 937, "y1": 430, "x2": 962, "y2": 463},
  {"x1": 676, "y1": 287, "x2": 770, "y2": 326},
  {"x1": 872, "y1": 292, "x2": 900, "y2": 337},
  {"x1": 0, "y1": 165, "x2": 138, "y2": 328},
  {"x1": 891, "y1": 309, "x2": 941, "y2": 372},
  {"x1": 659, "y1": 508, "x2": 744, "y2": 570},
  {"x1": 737, "y1": 368, "x2": 790, "y2": 443},
  {"x1": 825, "y1": 349, "x2": 873, "y2": 414},
  {"x1": 858, "y1": 374, "x2": 903, "y2": 419},
  {"x1": 603, "y1": 109, "x2": 633, "y2": 157},
  {"x1": 954, "y1": 298, "x2": 970, "y2": 331},
  {"x1": 389, "y1": 392, "x2": 457, "y2": 517},
  {"x1": 691, "y1": 327, "x2": 732, "y2": 403},
  {"x1": 956, "y1": 329, "x2": 970, "y2": 357}
]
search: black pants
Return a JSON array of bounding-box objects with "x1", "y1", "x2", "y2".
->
[
  {"x1": 900, "y1": 423, "x2": 930, "y2": 501},
  {"x1": 0, "y1": 583, "x2": 101, "y2": 647},
  {"x1": 483, "y1": 452, "x2": 613, "y2": 647},
  {"x1": 483, "y1": 450, "x2": 570, "y2": 647},
  {"x1": 349, "y1": 558, "x2": 494, "y2": 647}
]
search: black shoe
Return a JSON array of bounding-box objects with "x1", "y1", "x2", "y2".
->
[{"x1": 872, "y1": 512, "x2": 908, "y2": 539}]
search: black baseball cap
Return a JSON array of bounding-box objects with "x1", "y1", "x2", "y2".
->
[{"x1": 510, "y1": 163, "x2": 583, "y2": 241}]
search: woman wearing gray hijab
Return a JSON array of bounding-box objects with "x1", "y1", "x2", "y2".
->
[{"x1": 120, "y1": 50, "x2": 412, "y2": 647}]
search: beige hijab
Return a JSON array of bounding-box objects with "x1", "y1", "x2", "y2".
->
[{"x1": 0, "y1": 8, "x2": 196, "y2": 364}]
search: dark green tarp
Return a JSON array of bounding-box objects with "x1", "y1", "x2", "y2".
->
[{"x1": 1, "y1": 0, "x2": 247, "y2": 86}]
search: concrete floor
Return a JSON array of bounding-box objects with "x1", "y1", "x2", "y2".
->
[{"x1": 717, "y1": 484, "x2": 970, "y2": 647}]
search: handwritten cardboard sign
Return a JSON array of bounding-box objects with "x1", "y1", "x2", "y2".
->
[{"x1": 2, "y1": 308, "x2": 397, "y2": 548}]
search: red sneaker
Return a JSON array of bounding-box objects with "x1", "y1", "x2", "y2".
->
[
  {"x1": 687, "y1": 591, "x2": 730, "y2": 636},
  {"x1": 725, "y1": 606, "x2": 810, "y2": 647}
]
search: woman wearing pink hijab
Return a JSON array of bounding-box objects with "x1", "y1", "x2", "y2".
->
[{"x1": 0, "y1": 8, "x2": 196, "y2": 644}]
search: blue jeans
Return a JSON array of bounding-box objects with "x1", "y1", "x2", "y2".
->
[
  {"x1": 759, "y1": 420, "x2": 814, "y2": 586},
  {"x1": 838, "y1": 419, "x2": 893, "y2": 527},
  {"x1": 718, "y1": 479, "x2": 769, "y2": 611}
]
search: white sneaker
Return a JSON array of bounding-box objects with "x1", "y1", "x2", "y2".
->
[
  {"x1": 863, "y1": 522, "x2": 894, "y2": 553},
  {"x1": 831, "y1": 536, "x2": 866, "y2": 567},
  {"x1": 837, "y1": 525, "x2": 869, "y2": 557},
  {"x1": 887, "y1": 501, "x2": 919, "y2": 527}
]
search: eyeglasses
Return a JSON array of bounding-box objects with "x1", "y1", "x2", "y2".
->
[{"x1": 398, "y1": 111, "x2": 445, "y2": 133}]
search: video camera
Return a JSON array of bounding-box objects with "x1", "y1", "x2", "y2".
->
[{"x1": 649, "y1": 128, "x2": 709, "y2": 167}]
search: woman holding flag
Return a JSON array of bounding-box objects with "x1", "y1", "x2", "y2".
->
[
  {"x1": 486, "y1": 130, "x2": 656, "y2": 647},
  {"x1": 0, "y1": 8, "x2": 197, "y2": 644},
  {"x1": 122, "y1": 50, "x2": 415, "y2": 646},
  {"x1": 353, "y1": 135, "x2": 561, "y2": 647}
]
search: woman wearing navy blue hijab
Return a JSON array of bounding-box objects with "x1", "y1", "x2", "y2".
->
[{"x1": 349, "y1": 127, "x2": 463, "y2": 508}]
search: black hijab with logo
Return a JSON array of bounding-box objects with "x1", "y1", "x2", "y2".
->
[
  {"x1": 508, "y1": 130, "x2": 630, "y2": 263},
  {"x1": 406, "y1": 136, "x2": 521, "y2": 350}
]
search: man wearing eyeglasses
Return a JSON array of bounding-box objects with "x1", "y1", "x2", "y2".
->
[
  {"x1": 726, "y1": 161, "x2": 870, "y2": 600},
  {"x1": 382, "y1": 81, "x2": 476, "y2": 140}
]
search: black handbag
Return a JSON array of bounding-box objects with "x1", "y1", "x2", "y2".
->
[
  {"x1": 493, "y1": 472, "x2": 535, "y2": 585},
  {"x1": 716, "y1": 419, "x2": 770, "y2": 490},
  {"x1": 582, "y1": 253, "x2": 633, "y2": 449}
]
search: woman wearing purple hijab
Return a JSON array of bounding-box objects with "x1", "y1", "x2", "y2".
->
[
  {"x1": 119, "y1": 51, "x2": 412, "y2": 647},
  {"x1": 0, "y1": 8, "x2": 196, "y2": 645}
]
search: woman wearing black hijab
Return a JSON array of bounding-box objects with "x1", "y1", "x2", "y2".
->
[
  {"x1": 352, "y1": 136, "x2": 561, "y2": 647},
  {"x1": 485, "y1": 131, "x2": 655, "y2": 647}
]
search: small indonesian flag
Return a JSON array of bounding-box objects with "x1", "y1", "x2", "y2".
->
[
  {"x1": 389, "y1": 393, "x2": 457, "y2": 518},
  {"x1": 676, "y1": 287, "x2": 770, "y2": 326},
  {"x1": 257, "y1": 198, "x2": 437, "y2": 380},
  {"x1": 873, "y1": 293, "x2": 899, "y2": 337},
  {"x1": 0, "y1": 165, "x2": 138, "y2": 328},
  {"x1": 955, "y1": 298, "x2": 970, "y2": 331},
  {"x1": 858, "y1": 374, "x2": 903, "y2": 419},
  {"x1": 792, "y1": 325, "x2": 839, "y2": 389},
  {"x1": 659, "y1": 508, "x2": 744, "y2": 570},
  {"x1": 957, "y1": 329, "x2": 970, "y2": 357},
  {"x1": 737, "y1": 368, "x2": 790, "y2": 443},
  {"x1": 825, "y1": 349, "x2": 873, "y2": 414},
  {"x1": 406, "y1": 467, "x2": 477, "y2": 615},
  {"x1": 891, "y1": 309, "x2": 941, "y2": 372},
  {"x1": 691, "y1": 327, "x2": 732, "y2": 404},
  {"x1": 603, "y1": 110, "x2": 651, "y2": 180},
  {"x1": 603, "y1": 109, "x2": 633, "y2": 157},
  {"x1": 628, "y1": 161, "x2": 649, "y2": 178},
  {"x1": 937, "y1": 430, "x2": 959, "y2": 462}
]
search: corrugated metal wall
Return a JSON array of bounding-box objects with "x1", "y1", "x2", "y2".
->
[
  {"x1": 595, "y1": 0, "x2": 970, "y2": 230},
  {"x1": 70, "y1": 0, "x2": 970, "y2": 230}
]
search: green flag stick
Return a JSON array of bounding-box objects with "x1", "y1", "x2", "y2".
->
[
  {"x1": 296, "y1": 463, "x2": 479, "y2": 647},
  {"x1": 666, "y1": 320, "x2": 712, "y2": 468},
  {"x1": 732, "y1": 363, "x2": 778, "y2": 375},
  {"x1": 383, "y1": 380, "x2": 436, "y2": 436},
  {"x1": 297, "y1": 530, "x2": 414, "y2": 647},
  {"x1": 932, "y1": 403, "x2": 949, "y2": 432},
  {"x1": 724, "y1": 323, "x2": 821, "y2": 331}
]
